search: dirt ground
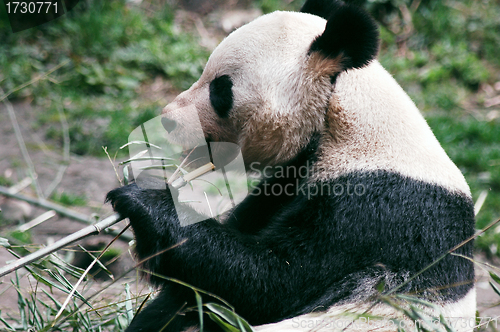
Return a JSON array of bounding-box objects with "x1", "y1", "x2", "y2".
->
[
  {"x1": 0, "y1": 101, "x2": 141, "y2": 328},
  {"x1": 0, "y1": 101, "x2": 500, "y2": 328}
]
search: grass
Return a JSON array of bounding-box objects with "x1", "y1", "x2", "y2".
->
[
  {"x1": 50, "y1": 192, "x2": 87, "y2": 207},
  {"x1": 0, "y1": 0, "x2": 209, "y2": 156},
  {"x1": 0, "y1": 237, "x2": 257, "y2": 331},
  {"x1": 2, "y1": 231, "x2": 493, "y2": 332},
  {"x1": 374, "y1": 0, "x2": 500, "y2": 257},
  {"x1": 0, "y1": 0, "x2": 500, "y2": 330},
  {"x1": 428, "y1": 114, "x2": 500, "y2": 255}
]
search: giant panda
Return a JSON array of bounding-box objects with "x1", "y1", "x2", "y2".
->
[{"x1": 106, "y1": 0, "x2": 476, "y2": 331}]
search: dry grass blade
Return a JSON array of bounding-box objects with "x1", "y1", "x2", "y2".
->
[
  {"x1": 52, "y1": 222, "x2": 131, "y2": 322},
  {"x1": 50, "y1": 239, "x2": 188, "y2": 329}
]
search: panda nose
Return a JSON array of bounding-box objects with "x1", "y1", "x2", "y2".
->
[{"x1": 161, "y1": 117, "x2": 177, "y2": 133}]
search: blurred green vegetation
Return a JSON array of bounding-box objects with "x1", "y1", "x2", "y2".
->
[
  {"x1": 51, "y1": 191, "x2": 87, "y2": 206},
  {"x1": 0, "y1": 0, "x2": 209, "y2": 155},
  {"x1": 0, "y1": 0, "x2": 499, "y2": 257},
  {"x1": 372, "y1": 0, "x2": 500, "y2": 255}
]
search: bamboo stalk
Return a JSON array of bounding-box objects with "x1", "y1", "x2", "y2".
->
[
  {"x1": 0, "y1": 162, "x2": 216, "y2": 278},
  {"x1": 0, "y1": 184, "x2": 134, "y2": 243},
  {"x1": 0, "y1": 213, "x2": 123, "y2": 278},
  {"x1": 0, "y1": 185, "x2": 97, "y2": 225},
  {"x1": 171, "y1": 162, "x2": 215, "y2": 188}
]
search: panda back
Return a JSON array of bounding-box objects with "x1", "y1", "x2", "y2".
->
[{"x1": 317, "y1": 60, "x2": 470, "y2": 197}]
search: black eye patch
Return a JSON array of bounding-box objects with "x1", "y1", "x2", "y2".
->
[{"x1": 209, "y1": 75, "x2": 233, "y2": 118}]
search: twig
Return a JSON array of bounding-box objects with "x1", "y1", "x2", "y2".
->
[
  {"x1": 0, "y1": 162, "x2": 215, "y2": 279},
  {"x1": 1, "y1": 88, "x2": 44, "y2": 199},
  {"x1": 0, "y1": 184, "x2": 133, "y2": 240},
  {"x1": 167, "y1": 144, "x2": 199, "y2": 183},
  {"x1": 1, "y1": 185, "x2": 98, "y2": 225},
  {"x1": 44, "y1": 97, "x2": 71, "y2": 198},
  {"x1": 395, "y1": 3, "x2": 415, "y2": 44},
  {"x1": 8, "y1": 177, "x2": 32, "y2": 195},
  {"x1": 17, "y1": 210, "x2": 56, "y2": 232},
  {"x1": 409, "y1": 0, "x2": 422, "y2": 12},
  {"x1": 0, "y1": 213, "x2": 125, "y2": 278},
  {"x1": 103, "y1": 146, "x2": 122, "y2": 186},
  {"x1": 44, "y1": 165, "x2": 69, "y2": 199},
  {"x1": 474, "y1": 190, "x2": 488, "y2": 216},
  {"x1": 54, "y1": 220, "x2": 130, "y2": 321}
]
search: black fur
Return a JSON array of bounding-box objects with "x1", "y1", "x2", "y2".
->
[
  {"x1": 308, "y1": 1, "x2": 379, "y2": 69},
  {"x1": 301, "y1": 0, "x2": 339, "y2": 19},
  {"x1": 209, "y1": 75, "x2": 233, "y2": 118},
  {"x1": 124, "y1": 282, "x2": 218, "y2": 331},
  {"x1": 107, "y1": 160, "x2": 474, "y2": 331}
]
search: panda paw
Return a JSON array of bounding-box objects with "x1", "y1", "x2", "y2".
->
[
  {"x1": 106, "y1": 183, "x2": 143, "y2": 221},
  {"x1": 106, "y1": 183, "x2": 182, "y2": 281},
  {"x1": 106, "y1": 182, "x2": 179, "y2": 231}
]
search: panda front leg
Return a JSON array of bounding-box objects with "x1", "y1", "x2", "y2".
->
[
  {"x1": 106, "y1": 182, "x2": 329, "y2": 331},
  {"x1": 123, "y1": 283, "x2": 201, "y2": 332},
  {"x1": 107, "y1": 184, "x2": 227, "y2": 332},
  {"x1": 107, "y1": 183, "x2": 181, "y2": 281}
]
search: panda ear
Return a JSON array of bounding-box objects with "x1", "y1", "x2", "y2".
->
[
  {"x1": 300, "y1": 0, "x2": 339, "y2": 19},
  {"x1": 308, "y1": 2, "x2": 379, "y2": 71}
]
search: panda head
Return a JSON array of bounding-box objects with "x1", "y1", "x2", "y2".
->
[{"x1": 161, "y1": 0, "x2": 379, "y2": 167}]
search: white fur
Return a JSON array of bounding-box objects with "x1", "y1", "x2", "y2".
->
[
  {"x1": 254, "y1": 287, "x2": 476, "y2": 332},
  {"x1": 312, "y1": 60, "x2": 471, "y2": 196},
  {"x1": 163, "y1": 11, "x2": 471, "y2": 197},
  {"x1": 163, "y1": 12, "x2": 332, "y2": 166}
]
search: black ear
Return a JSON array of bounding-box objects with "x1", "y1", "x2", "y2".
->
[
  {"x1": 301, "y1": 0, "x2": 339, "y2": 19},
  {"x1": 308, "y1": 2, "x2": 379, "y2": 70}
]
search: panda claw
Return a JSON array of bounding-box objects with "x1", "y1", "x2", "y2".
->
[{"x1": 106, "y1": 183, "x2": 142, "y2": 220}]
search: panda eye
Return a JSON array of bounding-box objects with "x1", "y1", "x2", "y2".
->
[{"x1": 209, "y1": 75, "x2": 233, "y2": 118}]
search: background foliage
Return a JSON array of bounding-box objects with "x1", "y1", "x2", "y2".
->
[{"x1": 1, "y1": 0, "x2": 209, "y2": 155}]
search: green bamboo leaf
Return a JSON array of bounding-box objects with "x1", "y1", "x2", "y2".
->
[
  {"x1": 439, "y1": 314, "x2": 456, "y2": 332},
  {"x1": 206, "y1": 303, "x2": 254, "y2": 332},
  {"x1": 0, "y1": 310, "x2": 16, "y2": 331},
  {"x1": 41, "y1": 289, "x2": 63, "y2": 310},
  {"x1": 45, "y1": 269, "x2": 90, "y2": 305},
  {"x1": 125, "y1": 284, "x2": 134, "y2": 324},
  {"x1": 78, "y1": 245, "x2": 113, "y2": 279},
  {"x1": 396, "y1": 294, "x2": 438, "y2": 309},
  {"x1": 207, "y1": 312, "x2": 240, "y2": 332},
  {"x1": 195, "y1": 291, "x2": 204, "y2": 332},
  {"x1": 13, "y1": 272, "x2": 27, "y2": 330},
  {"x1": 489, "y1": 281, "x2": 500, "y2": 297},
  {"x1": 408, "y1": 306, "x2": 441, "y2": 332},
  {"x1": 489, "y1": 271, "x2": 500, "y2": 285},
  {"x1": 123, "y1": 164, "x2": 130, "y2": 185}
]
